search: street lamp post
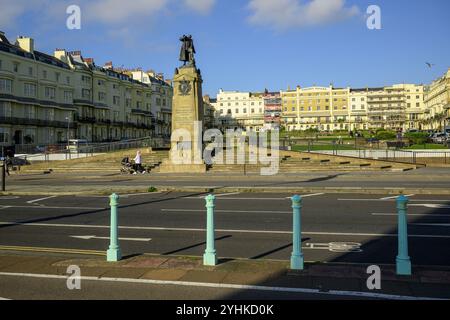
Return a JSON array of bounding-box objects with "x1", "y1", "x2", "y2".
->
[{"x1": 66, "y1": 113, "x2": 71, "y2": 158}]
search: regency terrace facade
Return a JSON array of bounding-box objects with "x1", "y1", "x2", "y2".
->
[
  {"x1": 0, "y1": 31, "x2": 172, "y2": 150},
  {"x1": 212, "y1": 68, "x2": 450, "y2": 134}
]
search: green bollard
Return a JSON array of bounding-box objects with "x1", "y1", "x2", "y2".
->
[
  {"x1": 107, "y1": 193, "x2": 122, "y2": 262},
  {"x1": 396, "y1": 195, "x2": 411, "y2": 275},
  {"x1": 290, "y1": 195, "x2": 304, "y2": 270},
  {"x1": 203, "y1": 194, "x2": 217, "y2": 266}
]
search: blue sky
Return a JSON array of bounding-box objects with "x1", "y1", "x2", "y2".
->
[{"x1": 1, "y1": 0, "x2": 449, "y2": 96}]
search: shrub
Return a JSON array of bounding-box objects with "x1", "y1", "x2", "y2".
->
[
  {"x1": 404, "y1": 132, "x2": 429, "y2": 145},
  {"x1": 147, "y1": 186, "x2": 158, "y2": 193},
  {"x1": 376, "y1": 131, "x2": 396, "y2": 140}
]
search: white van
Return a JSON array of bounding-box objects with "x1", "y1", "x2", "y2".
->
[{"x1": 67, "y1": 139, "x2": 88, "y2": 152}]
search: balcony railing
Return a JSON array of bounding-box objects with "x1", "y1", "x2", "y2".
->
[{"x1": 0, "y1": 116, "x2": 76, "y2": 129}]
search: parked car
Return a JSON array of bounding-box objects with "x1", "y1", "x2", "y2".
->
[{"x1": 430, "y1": 132, "x2": 447, "y2": 144}]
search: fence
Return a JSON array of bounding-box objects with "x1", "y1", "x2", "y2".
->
[
  {"x1": 281, "y1": 138, "x2": 450, "y2": 165},
  {"x1": 11, "y1": 136, "x2": 170, "y2": 163}
]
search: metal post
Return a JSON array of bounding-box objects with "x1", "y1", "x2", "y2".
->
[
  {"x1": 203, "y1": 194, "x2": 217, "y2": 266},
  {"x1": 107, "y1": 193, "x2": 121, "y2": 262},
  {"x1": 1, "y1": 160, "x2": 5, "y2": 192},
  {"x1": 290, "y1": 195, "x2": 304, "y2": 270},
  {"x1": 396, "y1": 195, "x2": 411, "y2": 275}
]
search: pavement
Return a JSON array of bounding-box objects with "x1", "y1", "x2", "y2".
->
[
  {"x1": 0, "y1": 252, "x2": 449, "y2": 300},
  {"x1": 2, "y1": 167, "x2": 450, "y2": 195},
  {"x1": 0, "y1": 191, "x2": 449, "y2": 299}
]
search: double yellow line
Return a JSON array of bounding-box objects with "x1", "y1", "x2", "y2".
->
[{"x1": 0, "y1": 245, "x2": 105, "y2": 256}]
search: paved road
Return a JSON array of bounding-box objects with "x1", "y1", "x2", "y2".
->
[
  {"x1": 1, "y1": 192, "x2": 449, "y2": 266},
  {"x1": 5, "y1": 168, "x2": 450, "y2": 191},
  {"x1": 0, "y1": 274, "x2": 363, "y2": 300}
]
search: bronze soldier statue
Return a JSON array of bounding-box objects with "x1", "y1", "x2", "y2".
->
[{"x1": 179, "y1": 34, "x2": 196, "y2": 66}]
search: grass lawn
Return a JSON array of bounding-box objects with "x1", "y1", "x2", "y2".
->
[
  {"x1": 292, "y1": 144, "x2": 357, "y2": 151},
  {"x1": 404, "y1": 144, "x2": 449, "y2": 150}
]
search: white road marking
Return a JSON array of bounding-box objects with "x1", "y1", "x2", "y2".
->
[
  {"x1": 371, "y1": 213, "x2": 450, "y2": 217},
  {"x1": 411, "y1": 223, "x2": 450, "y2": 227},
  {"x1": 283, "y1": 193, "x2": 325, "y2": 199},
  {"x1": 298, "y1": 193, "x2": 325, "y2": 198},
  {"x1": 0, "y1": 272, "x2": 440, "y2": 300},
  {"x1": 380, "y1": 194, "x2": 415, "y2": 200},
  {"x1": 27, "y1": 196, "x2": 58, "y2": 204},
  {"x1": 0, "y1": 196, "x2": 19, "y2": 200},
  {"x1": 0, "y1": 206, "x2": 11, "y2": 210},
  {"x1": 121, "y1": 192, "x2": 162, "y2": 198},
  {"x1": 186, "y1": 193, "x2": 325, "y2": 201},
  {"x1": 186, "y1": 197, "x2": 289, "y2": 201},
  {"x1": 0, "y1": 297, "x2": 11, "y2": 300},
  {"x1": 70, "y1": 235, "x2": 152, "y2": 242},
  {"x1": 2, "y1": 221, "x2": 450, "y2": 238},
  {"x1": 410, "y1": 204, "x2": 450, "y2": 209},
  {"x1": 0, "y1": 205, "x2": 104, "y2": 210},
  {"x1": 161, "y1": 209, "x2": 291, "y2": 214},
  {"x1": 339, "y1": 198, "x2": 450, "y2": 202},
  {"x1": 213, "y1": 192, "x2": 242, "y2": 197}
]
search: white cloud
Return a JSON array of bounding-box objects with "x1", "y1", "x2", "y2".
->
[
  {"x1": 248, "y1": 0, "x2": 360, "y2": 30},
  {"x1": 0, "y1": 0, "x2": 49, "y2": 26},
  {"x1": 84, "y1": 0, "x2": 168, "y2": 23},
  {"x1": 183, "y1": 0, "x2": 216, "y2": 15}
]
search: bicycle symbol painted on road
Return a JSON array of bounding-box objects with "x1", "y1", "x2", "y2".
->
[{"x1": 305, "y1": 242, "x2": 363, "y2": 253}]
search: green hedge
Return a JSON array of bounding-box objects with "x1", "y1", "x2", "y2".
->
[
  {"x1": 376, "y1": 131, "x2": 396, "y2": 140},
  {"x1": 404, "y1": 132, "x2": 429, "y2": 145}
]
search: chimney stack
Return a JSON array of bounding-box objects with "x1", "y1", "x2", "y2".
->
[{"x1": 16, "y1": 36, "x2": 34, "y2": 53}]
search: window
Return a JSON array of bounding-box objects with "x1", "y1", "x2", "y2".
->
[
  {"x1": 64, "y1": 91, "x2": 72, "y2": 103},
  {"x1": 113, "y1": 96, "x2": 120, "y2": 105},
  {"x1": 82, "y1": 75, "x2": 91, "y2": 84},
  {"x1": 13, "y1": 62, "x2": 19, "y2": 72},
  {"x1": 227, "y1": 109, "x2": 231, "y2": 114},
  {"x1": 98, "y1": 80, "x2": 105, "y2": 86},
  {"x1": 0, "y1": 101, "x2": 11, "y2": 117},
  {"x1": 0, "y1": 60, "x2": 2, "y2": 70},
  {"x1": 55, "y1": 73, "x2": 60, "y2": 82},
  {"x1": 235, "y1": 109, "x2": 239, "y2": 114},
  {"x1": 416, "y1": 102, "x2": 420, "y2": 107},
  {"x1": 43, "y1": 70, "x2": 47, "y2": 79},
  {"x1": 24, "y1": 83, "x2": 37, "y2": 97},
  {"x1": 45, "y1": 87, "x2": 56, "y2": 99},
  {"x1": 251, "y1": 108, "x2": 255, "y2": 113},
  {"x1": 28, "y1": 67, "x2": 33, "y2": 76},
  {"x1": 243, "y1": 108, "x2": 247, "y2": 113},
  {"x1": 82, "y1": 89, "x2": 91, "y2": 99},
  {"x1": 0, "y1": 128, "x2": 9, "y2": 143},
  {"x1": 24, "y1": 106, "x2": 35, "y2": 119},
  {"x1": 220, "y1": 109, "x2": 223, "y2": 114},
  {"x1": 98, "y1": 92, "x2": 106, "y2": 101},
  {"x1": 0, "y1": 78, "x2": 12, "y2": 93},
  {"x1": 66, "y1": 76, "x2": 70, "y2": 85}
]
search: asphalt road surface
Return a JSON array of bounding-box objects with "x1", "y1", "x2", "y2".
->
[
  {"x1": 0, "y1": 274, "x2": 367, "y2": 300},
  {"x1": 1, "y1": 192, "x2": 450, "y2": 266},
  {"x1": 6, "y1": 168, "x2": 450, "y2": 190}
]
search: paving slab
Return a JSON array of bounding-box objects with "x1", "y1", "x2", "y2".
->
[{"x1": 140, "y1": 269, "x2": 188, "y2": 281}]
